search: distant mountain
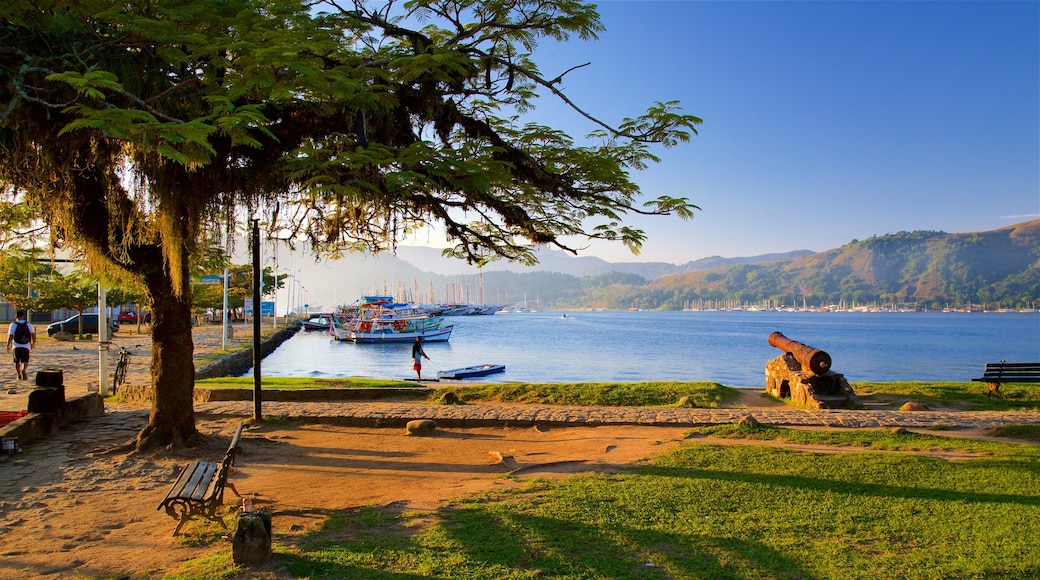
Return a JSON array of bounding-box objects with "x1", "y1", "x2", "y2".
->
[
  {"x1": 392, "y1": 245, "x2": 812, "y2": 279},
  {"x1": 295, "y1": 245, "x2": 815, "y2": 309},
  {"x1": 675, "y1": 251, "x2": 814, "y2": 273},
  {"x1": 641, "y1": 220, "x2": 1040, "y2": 310}
]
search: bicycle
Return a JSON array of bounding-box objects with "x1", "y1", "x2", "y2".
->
[{"x1": 112, "y1": 347, "x2": 132, "y2": 393}]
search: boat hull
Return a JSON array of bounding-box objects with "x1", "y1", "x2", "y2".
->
[{"x1": 437, "y1": 364, "x2": 505, "y2": 379}]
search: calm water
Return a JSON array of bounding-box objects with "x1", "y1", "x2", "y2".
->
[{"x1": 250, "y1": 311, "x2": 1040, "y2": 386}]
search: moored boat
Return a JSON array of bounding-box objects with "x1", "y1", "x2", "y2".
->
[
  {"x1": 329, "y1": 305, "x2": 454, "y2": 343},
  {"x1": 436, "y1": 364, "x2": 505, "y2": 379},
  {"x1": 301, "y1": 314, "x2": 335, "y2": 330}
]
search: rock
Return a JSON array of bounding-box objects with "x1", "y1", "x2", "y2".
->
[
  {"x1": 899, "y1": 402, "x2": 928, "y2": 412},
  {"x1": 405, "y1": 419, "x2": 437, "y2": 435},
  {"x1": 488, "y1": 451, "x2": 518, "y2": 469},
  {"x1": 738, "y1": 414, "x2": 760, "y2": 427},
  {"x1": 438, "y1": 391, "x2": 459, "y2": 405},
  {"x1": 232, "y1": 511, "x2": 272, "y2": 565}
]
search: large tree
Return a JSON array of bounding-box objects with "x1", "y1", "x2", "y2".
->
[{"x1": 0, "y1": 0, "x2": 701, "y2": 450}]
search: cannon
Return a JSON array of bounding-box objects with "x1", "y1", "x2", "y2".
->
[
  {"x1": 764, "y1": 332, "x2": 856, "y2": 409},
  {"x1": 767, "y1": 331, "x2": 831, "y2": 376}
]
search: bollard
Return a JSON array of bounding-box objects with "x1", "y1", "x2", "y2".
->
[{"x1": 232, "y1": 510, "x2": 272, "y2": 565}]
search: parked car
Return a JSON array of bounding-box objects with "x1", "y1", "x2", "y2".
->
[
  {"x1": 117, "y1": 310, "x2": 138, "y2": 323},
  {"x1": 46, "y1": 314, "x2": 119, "y2": 336}
]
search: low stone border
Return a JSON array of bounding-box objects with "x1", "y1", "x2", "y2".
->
[{"x1": 0, "y1": 392, "x2": 104, "y2": 451}]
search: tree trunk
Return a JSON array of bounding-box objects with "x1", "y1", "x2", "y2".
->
[{"x1": 134, "y1": 263, "x2": 199, "y2": 450}]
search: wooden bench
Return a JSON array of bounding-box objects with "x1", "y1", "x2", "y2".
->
[
  {"x1": 972, "y1": 361, "x2": 1040, "y2": 397},
  {"x1": 157, "y1": 422, "x2": 245, "y2": 535}
]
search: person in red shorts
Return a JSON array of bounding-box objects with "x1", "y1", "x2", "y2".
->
[{"x1": 411, "y1": 337, "x2": 430, "y2": 380}]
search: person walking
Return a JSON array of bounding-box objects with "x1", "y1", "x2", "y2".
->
[
  {"x1": 7, "y1": 310, "x2": 37, "y2": 381},
  {"x1": 411, "y1": 337, "x2": 430, "y2": 381}
]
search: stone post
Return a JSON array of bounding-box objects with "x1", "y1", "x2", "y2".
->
[{"x1": 232, "y1": 510, "x2": 272, "y2": 565}]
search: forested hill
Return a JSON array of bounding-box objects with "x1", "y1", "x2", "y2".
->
[{"x1": 635, "y1": 220, "x2": 1040, "y2": 310}]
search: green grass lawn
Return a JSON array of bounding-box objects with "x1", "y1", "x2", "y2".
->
[
  {"x1": 852, "y1": 381, "x2": 1040, "y2": 411},
  {"x1": 172, "y1": 426, "x2": 1040, "y2": 579}
]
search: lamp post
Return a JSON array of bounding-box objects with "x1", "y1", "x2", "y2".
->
[
  {"x1": 250, "y1": 218, "x2": 261, "y2": 421},
  {"x1": 98, "y1": 284, "x2": 108, "y2": 395}
]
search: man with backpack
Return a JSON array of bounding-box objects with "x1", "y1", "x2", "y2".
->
[{"x1": 6, "y1": 310, "x2": 36, "y2": 381}]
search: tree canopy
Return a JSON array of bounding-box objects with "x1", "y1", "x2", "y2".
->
[{"x1": 0, "y1": 0, "x2": 701, "y2": 449}]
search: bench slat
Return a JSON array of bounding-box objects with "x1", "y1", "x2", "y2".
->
[
  {"x1": 188, "y1": 462, "x2": 219, "y2": 501},
  {"x1": 977, "y1": 374, "x2": 1040, "y2": 380},
  {"x1": 164, "y1": 460, "x2": 203, "y2": 499},
  {"x1": 978, "y1": 373, "x2": 1040, "y2": 379}
]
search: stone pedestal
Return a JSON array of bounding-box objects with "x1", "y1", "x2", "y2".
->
[
  {"x1": 765, "y1": 355, "x2": 857, "y2": 409},
  {"x1": 27, "y1": 388, "x2": 64, "y2": 414},
  {"x1": 232, "y1": 510, "x2": 272, "y2": 565}
]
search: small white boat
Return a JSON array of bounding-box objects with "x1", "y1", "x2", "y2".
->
[
  {"x1": 437, "y1": 364, "x2": 505, "y2": 379},
  {"x1": 301, "y1": 314, "x2": 335, "y2": 330}
]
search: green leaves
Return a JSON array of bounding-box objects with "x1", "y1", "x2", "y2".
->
[
  {"x1": 46, "y1": 70, "x2": 124, "y2": 101},
  {"x1": 206, "y1": 99, "x2": 275, "y2": 149}
]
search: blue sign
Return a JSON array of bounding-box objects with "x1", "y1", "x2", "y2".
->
[{"x1": 243, "y1": 299, "x2": 275, "y2": 316}]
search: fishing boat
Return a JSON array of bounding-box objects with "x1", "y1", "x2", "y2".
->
[
  {"x1": 329, "y1": 306, "x2": 454, "y2": 343},
  {"x1": 436, "y1": 364, "x2": 505, "y2": 379}
]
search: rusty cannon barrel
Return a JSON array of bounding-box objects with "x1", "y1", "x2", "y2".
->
[{"x1": 768, "y1": 331, "x2": 832, "y2": 375}]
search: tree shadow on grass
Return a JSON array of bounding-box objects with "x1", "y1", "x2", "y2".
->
[
  {"x1": 438, "y1": 505, "x2": 811, "y2": 579},
  {"x1": 271, "y1": 501, "x2": 812, "y2": 579}
]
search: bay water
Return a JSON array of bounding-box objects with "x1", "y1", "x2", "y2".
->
[{"x1": 250, "y1": 311, "x2": 1040, "y2": 386}]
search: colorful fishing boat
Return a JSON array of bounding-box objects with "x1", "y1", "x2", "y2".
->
[
  {"x1": 329, "y1": 304, "x2": 453, "y2": 343},
  {"x1": 436, "y1": 364, "x2": 505, "y2": 379}
]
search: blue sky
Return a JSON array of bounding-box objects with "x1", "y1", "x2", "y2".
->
[{"x1": 478, "y1": 0, "x2": 1040, "y2": 264}]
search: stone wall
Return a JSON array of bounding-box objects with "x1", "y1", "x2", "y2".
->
[
  {"x1": 0, "y1": 392, "x2": 104, "y2": 448},
  {"x1": 196, "y1": 325, "x2": 300, "y2": 380}
]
